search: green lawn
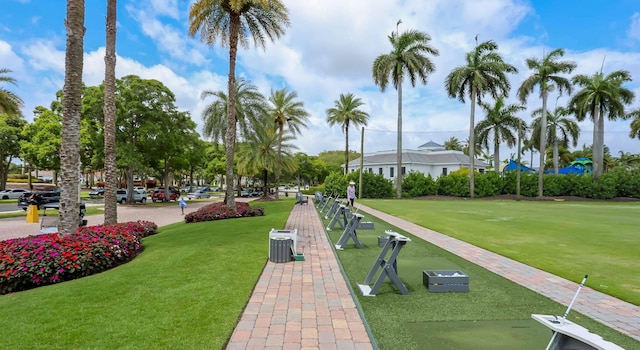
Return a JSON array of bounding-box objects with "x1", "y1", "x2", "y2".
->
[
  {"x1": 359, "y1": 199, "x2": 640, "y2": 305},
  {"x1": 0, "y1": 200, "x2": 291, "y2": 349},
  {"x1": 320, "y1": 204, "x2": 639, "y2": 349}
]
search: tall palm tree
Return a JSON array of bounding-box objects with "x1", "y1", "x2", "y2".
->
[
  {"x1": 237, "y1": 118, "x2": 297, "y2": 197},
  {"x1": 0, "y1": 68, "x2": 24, "y2": 116},
  {"x1": 200, "y1": 78, "x2": 267, "y2": 145},
  {"x1": 444, "y1": 136, "x2": 463, "y2": 151},
  {"x1": 103, "y1": 0, "x2": 118, "y2": 225},
  {"x1": 188, "y1": 0, "x2": 289, "y2": 207},
  {"x1": 518, "y1": 48, "x2": 576, "y2": 195},
  {"x1": 326, "y1": 93, "x2": 370, "y2": 175},
  {"x1": 629, "y1": 108, "x2": 640, "y2": 141},
  {"x1": 445, "y1": 39, "x2": 516, "y2": 198},
  {"x1": 530, "y1": 106, "x2": 580, "y2": 174},
  {"x1": 373, "y1": 21, "x2": 439, "y2": 198},
  {"x1": 569, "y1": 70, "x2": 634, "y2": 180},
  {"x1": 268, "y1": 88, "x2": 309, "y2": 199},
  {"x1": 475, "y1": 96, "x2": 525, "y2": 172},
  {"x1": 58, "y1": 0, "x2": 85, "y2": 235}
]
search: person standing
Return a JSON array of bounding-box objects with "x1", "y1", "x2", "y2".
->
[
  {"x1": 347, "y1": 181, "x2": 356, "y2": 209},
  {"x1": 179, "y1": 197, "x2": 187, "y2": 215}
]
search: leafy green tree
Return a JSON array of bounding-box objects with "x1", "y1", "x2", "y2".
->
[
  {"x1": 444, "y1": 136, "x2": 462, "y2": 151},
  {"x1": 373, "y1": 20, "x2": 439, "y2": 198},
  {"x1": 530, "y1": 106, "x2": 580, "y2": 174},
  {"x1": 21, "y1": 107, "x2": 62, "y2": 184},
  {"x1": 446, "y1": 39, "x2": 517, "y2": 197},
  {"x1": 317, "y1": 150, "x2": 357, "y2": 174},
  {"x1": 0, "y1": 69, "x2": 24, "y2": 117},
  {"x1": 475, "y1": 96, "x2": 525, "y2": 173},
  {"x1": 0, "y1": 114, "x2": 27, "y2": 189},
  {"x1": 200, "y1": 78, "x2": 267, "y2": 144},
  {"x1": 518, "y1": 48, "x2": 576, "y2": 195},
  {"x1": 569, "y1": 70, "x2": 634, "y2": 180},
  {"x1": 188, "y1": 0, "x2": 289, "y2": 207},
  {"x1": 268, "y1": 88, "x2": 309, "y2": 199},
  {"x1": 326, "y1": 93, "x2": 370, "y2": 175}
]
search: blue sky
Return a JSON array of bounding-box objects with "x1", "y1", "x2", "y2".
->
[{"x1": 1, "y1": 0, "x2": 640, "y2": 164}]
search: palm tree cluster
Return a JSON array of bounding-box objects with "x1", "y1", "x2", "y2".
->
[{"x1": 370, "y1": 22, "x2": 639, "y2": 198}]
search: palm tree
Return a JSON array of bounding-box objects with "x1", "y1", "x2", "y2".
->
[
  {"x1": 0, "y1": 69, "x2": 24, "y2": 116},
  {"x1": 103, "y1": 0, "x2": 118, "y2": 225},
  {"x1": 268, "y1": 88, "x2": 309, "y2": 199},
  {"x1": 530, "y1": 106, "x2": 580, "y2": 174},
  {"x1": 475, "y1": 96, "x2": 525, "y2": 173},
  {"x1": 444, "y1": 136, "x2": 463, "y2": 151},
  {"x1": 373, "y1": 21, "x2": 439, "y2": 198},
  {"x1": 518, "y1": 48, "x2": 576, "y2": 196},
  {"x1": 237, "y1": 118, "x2": 297, "y2": 197},
  {"x1": 569, "y1": 70, "x2": 634, "y2": 180},
  {"x1": 59, "y1": 0, "x2": 85, "y2": 235},
  {"x1": 629, "y1": 108, "x2": 640, "y2": 141},
  {"x1": 326, "y1": 93, "x2": 370, "y2": 175},
  {"x1": 188, "y1": 0, "x2": 289, "y2": 207},
  {"x1": 200, "y1": 78, "x2": 267, "y2": 145},
  {"x1": 445, "y1": 39, "x2": 516, "y2": 198}
]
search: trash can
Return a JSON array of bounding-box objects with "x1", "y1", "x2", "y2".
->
[{"x1": 269, "y1": 236, "x2": 292, "y2": 263}]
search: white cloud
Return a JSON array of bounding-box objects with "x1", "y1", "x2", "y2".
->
[{"x1": 629, "y1": 13, "x2": 640, "y2": 41}]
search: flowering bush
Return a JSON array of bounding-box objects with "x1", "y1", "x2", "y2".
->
[
  {"x1": 184, "y1": 201, "x2": 264, "y2": 223},
  {"x1": 0, "y1": 221, "x2": 157, "y2": 295}
]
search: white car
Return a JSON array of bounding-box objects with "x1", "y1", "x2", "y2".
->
[
  {"x1": 0, "y1": 189, "x2": 30, "y2": 200},
  {"x1": 187, "y1": 189, "x2": 211, "y2": 199},
  {"x1": 116, "y1": 189, "x2": 147, "y2": 204}
]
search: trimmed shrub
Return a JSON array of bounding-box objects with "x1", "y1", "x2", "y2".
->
[
  {"x1": 474, "y1": 171, "x2": 504, "y2": 197},
  {"x1": 402, "y1": 171, "x2": 437, "y2": 198},
  {"x1": 436, "y1": 169, "x2": 470, "y2": 197}
]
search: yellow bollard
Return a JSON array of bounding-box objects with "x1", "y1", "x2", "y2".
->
[{"x1": 26, "y1": 204, "x2": 39, "y2": 223}]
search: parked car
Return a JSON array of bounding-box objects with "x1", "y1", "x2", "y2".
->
[
  {"x1": 250, "y1": 191, "x2": 263, "y2": 197},
  {"x1": 0, "y1": 189, "x2": 30, "y2": 200},
  {"x1": 212, "y1": 187, "x2": 222, "y2": 192},
  {"x1": 151, "y1": 187, "x2": 180, "y2": 202},
  {"x1": 17, "y1": 189, "x2": 61, "y2": 210},
  {"x1": 186, "y1": 189, "x2": 211, "y2": 199},
  {"x1": 88, "y1": 188, "x2": 104, "y2": 197},
  {"x1": 116, "y1": 189, "x2": 147, "y2": 204},
  {"x1": 199, "y1": 186, "x2": 211, "y2": 192}
]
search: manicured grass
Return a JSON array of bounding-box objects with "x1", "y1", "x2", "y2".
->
[
  {"x1": 359, "y1": 199, "x2": 640, "y2": 305},
  {"x1": 0, "y1": 200, "x2": 291, "y2": 349},
  {"x1": 319, "y1": 207, "x2": 638, "y2": 349}
]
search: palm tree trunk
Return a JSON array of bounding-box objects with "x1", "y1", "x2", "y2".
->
[
  {"x1": 493, "y1": 130, "x2": 500, "y2": 173},
  {"x1": 262, "y1": 168, "x2": 268, "y2": 198},
  {"x1": 538, "y1": 90, "x2": 547, "y2": 197},
  {"x1": 224, "y1": 13, "x2": 240, "y2": 208},
  {"x1": 553, "y1": 138, "x2": 559, "y2": 175},
  {"x1": 103, "y1": 0, "x2": 117, "y2": 225},
  {"x1": 469, "y1": 86, "x2": 476, "y2": 198},
  {"x1": 275, "y1": 123, "x2": 283, "y2": 199},
  {"x1": 59, "y1": 0, "x2": 85, "y2": 235},
  {"x1": 595, "y1": 105, "x2": 604, "y2": 181},
  {"x1": 396, "y1": 80, "x2": 403, "y2": 199},
  {"x1": 591, "y1": 104, "x2": 600, "y2": 180},
  {"x1": 344, "y1": 122, "x2": 349, "y2": 175}
]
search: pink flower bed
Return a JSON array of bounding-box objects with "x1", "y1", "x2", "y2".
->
[
  {"x1": 0, "y1": 220, "x2": 157, "y2": 295},
  {"x1": 184, "y1": 201, "x2": 264, "y2": 223}
]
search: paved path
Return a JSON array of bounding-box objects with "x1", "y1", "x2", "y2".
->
[
  {"x1": 226, "y1": 201, "x2": 374, "y2": 350},
  {"x1": 357, "y1": 203, "x2": 640, "y2": 343}
]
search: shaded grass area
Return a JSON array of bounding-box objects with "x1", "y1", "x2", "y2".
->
[
  {"x1": 0, "y1": 200, "x2": 291, "y2": 349},
  {"x1": 319, "y1": 207, "x2": 638, "y2": 349},
  {"x1": 359, "y1": 199, "x2": 640, "y2": 305}
]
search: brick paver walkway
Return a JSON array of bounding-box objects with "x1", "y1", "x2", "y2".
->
[{"x1": 225, "y1": 202, "x2": 374, "y2": 350}]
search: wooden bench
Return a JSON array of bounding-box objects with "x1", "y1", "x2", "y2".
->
[{"x1": 295, "y1": 192, "x2": 308, "y2": 205}]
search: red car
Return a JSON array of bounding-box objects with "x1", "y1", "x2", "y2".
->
[{"x1": 151, "y1": 187, "x2": 180, "y2": 202}]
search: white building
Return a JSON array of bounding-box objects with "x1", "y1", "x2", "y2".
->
[{"x1": 345, "y1": 141, "x2": 489, "y2": 180}]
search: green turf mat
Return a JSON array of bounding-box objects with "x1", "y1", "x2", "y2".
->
[{"x1": 406, "y1": 319, "x2": 551, "y2": 349}]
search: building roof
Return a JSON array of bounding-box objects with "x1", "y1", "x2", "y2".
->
[
  {"x1": 417, "y1": 140, "x2": 444, "y2": 150},
  {"x1": 347, "y1": 149, "x2": 489, "y2": 167}
]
